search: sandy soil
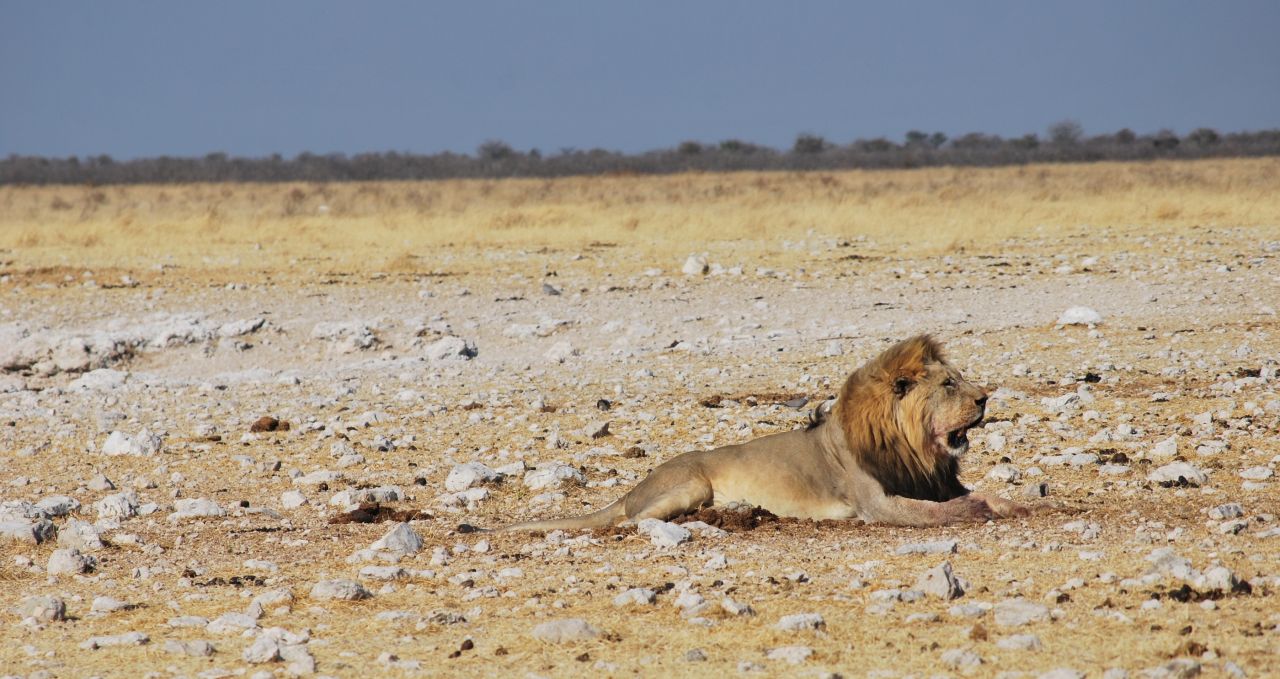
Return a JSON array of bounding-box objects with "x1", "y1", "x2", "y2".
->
[{"x1": 2, "y1": 226, "x2": 1279, "y2": 678}]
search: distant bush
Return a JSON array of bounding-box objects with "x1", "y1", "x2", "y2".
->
[{"x1": 3, "y1": 125, "x2": 1279, "y2": 185}]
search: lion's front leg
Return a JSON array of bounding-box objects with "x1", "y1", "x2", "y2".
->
[{"x1": 970, "y1": 493, "x2": 1030, "y2": 519}]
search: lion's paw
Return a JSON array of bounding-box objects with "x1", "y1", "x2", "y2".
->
[{"x1": 942, "y1": 495, "x2": 997, "y2": 523}]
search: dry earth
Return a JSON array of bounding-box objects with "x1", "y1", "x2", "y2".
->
[{"x1": 2, "y1": 221, "x2": 1280, "y2": 678}]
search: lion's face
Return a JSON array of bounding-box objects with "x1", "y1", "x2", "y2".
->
[{"x1": 904, "y1": 361, "x2": 987, "y2": 458}]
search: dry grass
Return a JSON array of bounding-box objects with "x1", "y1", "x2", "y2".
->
[{"x1": 2, "y1": 158, "x2": 1278, "y2": 272}]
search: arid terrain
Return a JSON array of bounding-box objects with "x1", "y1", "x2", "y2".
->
[{"x1": 2, "y1": 159, "x2": 1279, "y2": 678}]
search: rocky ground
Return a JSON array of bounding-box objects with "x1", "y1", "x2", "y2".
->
[{"x1": 2, "y1": 228, "x2": 1279, "y2": 678}]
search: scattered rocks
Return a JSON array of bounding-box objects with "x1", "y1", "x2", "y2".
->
[
  {"x1": 1148, "y1": 462, "x2": 1208, "y2": 487},
  {"x1": 15, "y1": 595, "x2": 66, "y2": 623}
]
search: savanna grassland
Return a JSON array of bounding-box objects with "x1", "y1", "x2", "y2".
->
[{"x1": 1, "y1": 158, "x2": 1279, "y2": 678}]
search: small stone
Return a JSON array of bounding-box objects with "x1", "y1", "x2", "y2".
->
[
  {"x1": 896, "y1": 539, "x2": 957, "y2": 555},
  {"x1": 682, "y1": 255, "x2": 709, "y2": 276},
  {"x1": 530, "y1": 618, "x2": 601, "y2": 643},
  {"x1": 1148, "y1": 462, "x2": 1208, "y2": 486},
  {"x1": 163, "y1": 639, "x2": 215, "y2": 657},
  {"x1": 1208, "y1": 503, "x2": 1244, "y2": 520},
  {"x1": 684, "y1": 648, "x2": 708, "y2": 662},
  {"x1": 309, "y1": 579, "x2": 372, "y2": 601},
  {"x1": 997, "y1": 634, "x2": 1043, "y2": 651},
  {"x1": 47, "y1": 548, "x2": 95, "y2": 575},
  {"x1": 57, "y1": 519, "x2": 103, "y2": 550},
  {"x1": 636, "y1": 518, "x2": 691, "y2": 548},
  {"x1": 169, "y1": 498, "x2": 226, "y2": 522},
  {"x1": 445, "y1": 462, "x2": 502, "y2": 492},
  {"x1": 79, "y1": 631, "x2": 149, "y2": 649},
  {"x1": 916, "y1": 562, "x2": 965, "y2": 600},
  {"x1": 1057, "y1": 306, "x2": 1102, "y2": 326},
  {"x1": 15, "y1": 595, "x2": 66, "y2": 623},
  {"x1": 612, "y1": 588, "x2": 657, "y2": 607},
  {"x1": 1142, "y1": 659, "x2": 1201, "y2": 679},
  {"x1": 721, "y1": 597, "x2": 756, "y2": 617},
  {"x1": 359, "y1": 566, "x2": 409, "y2": 581},
  {"x1": 774, "y1": 613, "x2": 825, "y2": 632},
  {"x1": 1152, "y1": 436, "x2": 1178, "y2": 459},
  {"x1": 90, "y1": 596, "x2": 131, "y2": 614},
  {"x1": 424, "y1": 336, "x2": 477, "y2": 362},
  {"x1": 370, "y1": 523, "x2": 423, "y2": 555},
  {"x1": 941, "y1": 648, "x2": 982, "y2": 670},
  {"x1": 1240, "y1": 466, "x2": 1273, "y2": 481},
  {"x1": 765, "y1": 645, "x2": 813, "y2": 665},
  {"x1": 994, "y1": 598, "x2": 1049, "y2": 627},
  {"x1": 523, "y1": 463, "x2": 586, "y2": 490},
  {"x1": 281, "y1": 490, "x2": 308, "y2": 509},
  {"x1": 987, "y1": 464, "x2": 1021, "y2": 483},
  {"x1": 87, "y1": 473, "x2": 115, "y2": 491}
]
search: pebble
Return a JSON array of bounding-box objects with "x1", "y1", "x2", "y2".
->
[
  {"x1": 765, "y1": 645, "x2": 813, "y2": 664},
  {"x1": 1148, "y1": 462, "x2": 1208, "y2": 486},
  {"x1": 996, "y1": 634, "x2": 1043, "y2": 650},
  {"x1": 1239, "y1": 466, "x2": 1273, "y2": 480},
  {"x1": 445, "y1": 462, "x2": 502, "y2": 492},
  {"x1": 163, "y1": 639, "x2": 215, "y2": 657},
  {"x1": 774, "y1": 612, "x2": 825, "y2": 632},
  {"x1": 47, "y1": 548, "x2": 95, "y2": 575},
  {"x1": 1057, "y1": 306, "x2": 1102, "y2": 326},
  {"x1": 309, "y1": 579, "x2": 372, "y2": 601},
  {"x1": 636, "y1": 518, "x2": 691, "y2": 548},
  {"x1": 896, "y1": 539, "x2": 957, "y2": 555},
  {"x1": 993, "y1": 598, "x2": 1049, "y2": 626},
  {"x1": 100, "y1": 428, "x2": 163, "y2": 456},
  {"x1": 530, "y1": 618, "x2": 601, "y2": 643},
  {"x1": 916, "y1": 561, "x2": 965, "y2": 600},
  {"x1": 79, "y1": 631, "x2": 149, "y2": 649},
  {"x1": 612, "y1": 588, "x2": 657, "y2": 607},
  {"x1": 940, "y1": 648, "x2": 983, "y2": 670},
  {"x1": 370, "y1": 523, "x2": 424, "y2": 555},
  {"x1": 682, "y1": 255, "x2": 709, "y2": 276},
  {"x1": 90, "y1": 596, "x2": 131, "y2": 613},
  {"x1": 15, "y1": 595, "x2": 66, "y2": 623},
  {"x1": 424, "y1": 336, "x2": 477, "y2": 362},
  {"x1": 523, "y1": 463, "x2": 586, "y2": 490},
  {"x1": 168, "y1": 497, "x2": 226, "y2": 522},
  {"x1": 1208, "y1": 503, "x2": 1243, "y2": 520},
  {"x1": 987, "y1": 464, "x2": 1020, "y2": 483}
]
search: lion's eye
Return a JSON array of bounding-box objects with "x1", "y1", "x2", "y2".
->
[{"x1": 942, "y1": 378, "x2": 955, "y2": 388}]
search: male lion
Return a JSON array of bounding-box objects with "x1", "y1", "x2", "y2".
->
[{"x1": 495, "y1": 335, "x2": 1027, "y2": 531}]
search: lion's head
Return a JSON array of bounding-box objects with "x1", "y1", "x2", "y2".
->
[{"x1": 834, "y1": 335, "x2": 987, "y2": 501}]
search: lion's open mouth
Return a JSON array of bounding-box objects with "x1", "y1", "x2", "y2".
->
[{"x1": 940, "y1": 415, "x2": 983, "y2": 456}]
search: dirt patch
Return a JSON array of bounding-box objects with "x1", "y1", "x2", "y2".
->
[{"x1": 675, "y1": 506, "x2": 781, "y2": 531}]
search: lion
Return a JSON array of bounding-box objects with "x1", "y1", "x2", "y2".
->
[{"x1": 493, "y1": 335, "x2": 1027, "y2": 531}]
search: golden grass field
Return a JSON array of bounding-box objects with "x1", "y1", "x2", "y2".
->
[
  {"x1": 2, "y1": 158, "x2": 1279, "y2": 678},
  {"x1": 2, "y1": 158, "x2": 1278, "y2": 272}
]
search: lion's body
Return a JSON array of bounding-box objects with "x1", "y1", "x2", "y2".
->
[{"x1": 496, "y1": 335, "x2": 1027, "y2": 532}]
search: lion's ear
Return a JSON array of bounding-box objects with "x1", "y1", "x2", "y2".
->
[
  {"x1": 892, "y1": 376, "x2": 913, "y2": 397},
  {"x1": 877, "y1": 334, "x2": 943, "y2": 377}
]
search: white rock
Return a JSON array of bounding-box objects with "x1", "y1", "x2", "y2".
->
[
  {"x1": 986, "y1": 431, "x2": 1007, "y2": 452},
  {"x1": 941, "y1": 648, "x2": 983, "y2": 669},
  {"x1": 95, "y1": 490, "x2": 139, "y2": 519},
  {"x1": 543, "y1": 341, "x2": 578, "y2": 363},
  {"x1": 636, "y1": 518, "x2": 691, "y2": 548},
  {"x1": 765, "y1": 646, "x2": 813, "y2": 665},
  {"x1": 1198, "y1": 566, "x2": 1239, "y2": 591},
  {"x1": 360, "y1": 566, "x2": 409, "y2": 581},
  {"x1": 612, "y1": 588, "x2": 657, "y2": 607},
  {"x1": 0, "y1": 519, "x2": 55, "y2": 544},
  {"x1": 424, "y1": 336, "x2": 477, "y2": 362},
  {"x1": 169, "y1": 498, "x2": 225, "y2": 522},
  {"x1": 1058, "y1": 306, "x2": 1102, "y2": 326},
  {"x1": 164, "y1": 639, "x2": 215, "y2": 657},
  {"x1": 47, "y1": 548, "x2": 95, "y2": 575},
  {"x1": 896, "y1": 539, "x2": 957, "y2": 555},
  {"x1": 1152, "y1": 436, "x2": 1178, "y2": 459},
  {"x1": 445, "y1": 462, "x2": 502, "y2": 492},
  {"x1": 987, "y1": 464, "x2": 1021, "y2": 483},
  {"x1": 523, "y1": 463, "x2": 585, "y2": 490},
  {"x1": 35, "y1": 495, "x2": 79, "y2": 516},
  {"x1": 916, "y1": 562, "x2": 965, "y2": 600},
  {"x1": 280, "y1": 490, "x2": 308, "y2": 509},
  {"x1": 1208, "y1": 503, "x2": 1243, "y2": 520},
  {"x1": 207, "y1": 612, "x2": 259, "y2": 633},
  {"x1": 994, "y1": 598, "x2": 1049, "y2": 626},
  {"x1": 1146, "y1": 548, "x2": 1197, "y2": 580},
  {"x1": 997, "y1": 634, "x2": 1043, "y2": 650},
  {"x1": 530, "y1": 618, "x2": 601, "y2": 643},
  {"x1": 218, "y1": 317, "x2": 265, "y2": 337},
  {"x1": 101, "y1": 428, "x2": 163, "y2": 456},
  {"x1": 1148, "y1": 462, "x2": 1208, "y2": 486},
  {"x1": 68, "y1": 368, "x2": 128, "y2": 391},
  {"x1": 721, "y1": 597, "x2": 756, "y2": 617},
  {"x1": 681, "y1": 255, "x2": 709, "y2": 276},
  {"x1": 79, "y1": 631, "x2": 149, "y2": 649},
  {"x1": 1240, "y1": 466, "x2": 1273, "y2": 480},
  {"x1": 310, "y1": 579, "x2": 372, "y2": 601},
  {"x1": 370, "y1": 523, "x2": 423, "y2": 555},
  {"x1": 90, "y1": 596, "x2": 131, "y2": 613},
  {"x1": 15, "y1": 595, "x2": 66, "y2": 623},
  {"x1": 774, "y1": 613, "x2": 825, "y2": 632}
]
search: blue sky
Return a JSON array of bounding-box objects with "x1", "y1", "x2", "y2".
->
[{"x1": 3, "y1": 1, "x2": 1278, "y2": 159}]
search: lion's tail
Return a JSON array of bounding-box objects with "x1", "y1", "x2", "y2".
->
[{"x1": 491, "y1": 498, "x2": 627, "y2": 533}]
